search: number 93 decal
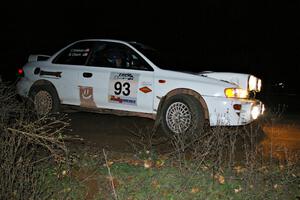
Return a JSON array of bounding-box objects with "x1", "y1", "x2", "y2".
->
[
  {"x1": 114, "y1": 81, "x2": 130, "y2": 96},
  {"x1": 109, "y1": 72, "x2": 139, "y2": 106}
]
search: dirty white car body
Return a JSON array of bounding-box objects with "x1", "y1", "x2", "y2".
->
[{"x1": 16, "y1": 39, "x2": 264, "y2": 135}]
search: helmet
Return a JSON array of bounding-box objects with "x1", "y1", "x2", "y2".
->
[{"x1": 106, "y1": 48, "x2": 123, "y2": 66}]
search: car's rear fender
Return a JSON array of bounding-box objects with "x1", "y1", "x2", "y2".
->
[{"x1": 29, "y1": 80, "x2": 60, "y2": 101}]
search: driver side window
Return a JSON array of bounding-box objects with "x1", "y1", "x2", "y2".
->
[{"x1": 87, "y1": 42, "x2": 153, "y2": 71}]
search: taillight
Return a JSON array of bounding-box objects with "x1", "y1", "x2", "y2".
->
[{"x1": 17, "y1": 68, "x2": 24, "y2": 77}]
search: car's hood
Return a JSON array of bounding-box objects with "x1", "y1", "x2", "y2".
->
[
  {"x1": 158, "y1": 69, "x2": 237, "y2": 88},
  {"x1": 157, "y1": 69, "x2": 262, "y2": 95},
  {"x1": 198, "y1": 71, "x2": 261, "y2": 92}
]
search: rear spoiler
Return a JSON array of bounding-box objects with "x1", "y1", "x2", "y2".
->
[{"x1": 28, "y1": 55, "x2": 51, "y2": 62}]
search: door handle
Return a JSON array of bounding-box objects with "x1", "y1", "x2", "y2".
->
[{"x1": 83, "y1": 72, "x2": 93, "y2": 78}]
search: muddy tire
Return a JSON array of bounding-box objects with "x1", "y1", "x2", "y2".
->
[
  {"x1": 160, "y1": 94, "x2": 205, "y2": 136},
  {"x1": 29, "y1": 85, "x2": 60, "y2": 115}
]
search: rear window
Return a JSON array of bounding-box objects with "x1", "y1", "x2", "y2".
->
[{"x1": 52, "y1": 41, "x2": 94, "y2": 65}]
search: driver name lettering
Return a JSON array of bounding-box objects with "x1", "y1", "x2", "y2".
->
[{"x1": 68, "y1": 48, "x2": 90, "y2": 57}]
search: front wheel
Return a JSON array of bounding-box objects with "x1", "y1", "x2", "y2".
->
[{"x1": 160, "y1": 95, "x2": 205, "y2": 136}]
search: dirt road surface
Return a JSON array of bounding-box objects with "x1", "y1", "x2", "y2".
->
[
  {"x1": 261, "y1": 114, "x2": 300, "y2": 160},
  {"x1": 66, "y1": 112, "x2": 158, "y2": 153},
  {"x1": 66, "y1": 111, "x2": 300, "y2": 160}
]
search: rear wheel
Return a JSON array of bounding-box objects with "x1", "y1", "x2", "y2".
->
[
  {"x1": 29, "y1": 85, "x2": 60, "y2": 115},
  {"x1": 161, "y1": 95, "x2": 205, "y2": 136}
]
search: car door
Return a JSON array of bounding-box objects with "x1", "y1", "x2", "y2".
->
[
  {"x1": 50, "y1": 41, "x2": 95, "y2": 106},
  {"x1": 79, "y1": 41, "x2": 155, "y2": 114}
]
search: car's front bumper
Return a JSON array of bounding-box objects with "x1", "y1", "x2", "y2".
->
[{"x1": 204, "y1": 96, "x2": 265, "y2": 126}]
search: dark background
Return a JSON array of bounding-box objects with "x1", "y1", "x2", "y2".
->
[{"x1": 0, "y1": 1, "x2": 299, "y2": 112}]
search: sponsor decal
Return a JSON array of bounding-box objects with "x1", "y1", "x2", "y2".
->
[
  {"x1": 79, "y1": 86, "x2": 97, "y2": 108},
  {"x1": 139, "y1": 86, "x2": 152, "y2": 94},
  {"x1": 109, "y1": 95, "x2": 137, "y2": 105},
  {"x1": 108, "y1": 72, "x2": 139, "y2": 106},
  {"x1": 39, "y1": 71, "x2": 62, "y2": 78},
  {"x1": 140, "y1": 81, "x2": 152, "y2": 86}
]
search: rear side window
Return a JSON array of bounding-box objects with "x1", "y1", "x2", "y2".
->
[{"x1": 52, "y1": 41, "x2": 94, "y2": 65}]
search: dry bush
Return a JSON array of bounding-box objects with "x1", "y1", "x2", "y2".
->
[
  {"x1": 168, "y1": 125, "x2": 242, "y2": 173},
  {"x1": 168, "y1": 119, "x2": 271, "y2": 172},
  {"x1": 0, "y1": 82, "x2": 69, "y2": 200},
  {"x1": 126, "y1": 124, "x2": 169, "y2": 162},
  {"x1": 169, "y1": 111, "x2": 299, "y2": 194}
]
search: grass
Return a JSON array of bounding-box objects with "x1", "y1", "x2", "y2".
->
[
  {"x1": 42, "y1": 146, "x2": 299, "y2": 200},
  {"x1": 42, "y1": 166, "x2": 86, "y2": 200},
  {"x1": 108, "y1": 162, "x2": 241, "y2": 200}
]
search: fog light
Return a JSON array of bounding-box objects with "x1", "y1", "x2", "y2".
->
[
  {"x1": 262, "y1": 104, "x2": 265, "y2": 114},
  {"x1": 251, "y1": 105, "x2": 260, "y2": 120},
  {"x1": 233, "y1": 104, "x2": 242, "y2": 110}
]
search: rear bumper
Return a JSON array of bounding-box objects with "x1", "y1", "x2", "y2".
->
[{"x1": 16, "y1": 78, "x2": 32, "y2": 97}]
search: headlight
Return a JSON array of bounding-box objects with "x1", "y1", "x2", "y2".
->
[
  {"x1": 251, "y1": 106, "x2": 260, "y2": 120},
  {"x1": 248, "y1": 75, "x2": 262, "y2": 92},
  {"x1": 224, "y1": 88, "x2": 248, "y2": 98},
  {"x1": 248, "y1": 75, "x2": 257, "y2": 91},
  {"x1": 257, "y1": 79, "x2": 262, "y2": 92},
  {"x1": 251, "y1": 104, "x2": 264, "y2": 120}
]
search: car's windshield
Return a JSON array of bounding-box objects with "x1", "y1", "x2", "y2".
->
[{"x1": 129, "y1": 42, "x2": 185, "y2": 71}]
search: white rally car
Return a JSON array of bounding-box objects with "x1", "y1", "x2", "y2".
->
[{"x1": 16, "y1": 39, "x2": 264, "y2": 135}]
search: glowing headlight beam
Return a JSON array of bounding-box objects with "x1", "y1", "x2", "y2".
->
[
  {"x1": 257, "y1": 79, "x2": 262, "y2": 92},
  {"x1": 251, "y1": 105, "x2": 260, "y2": 120},
  {"x1": 248, "y1": 75, "x2": 262, "y2": 92},
  {"x1": 248, "y1": 75, "x2": 258, "y2": 91}
]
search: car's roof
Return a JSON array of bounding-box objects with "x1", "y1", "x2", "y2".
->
[
  {"x1": 75, "y1": 39, "x2": 131, "y2": 45},
  {"x1": 73, "y1": 39, "x2": 151, "y2": 50}
]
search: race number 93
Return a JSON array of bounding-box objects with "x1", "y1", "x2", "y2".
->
[{"x1": 114, "y1": 81, "x2": 130, "y2": 96}]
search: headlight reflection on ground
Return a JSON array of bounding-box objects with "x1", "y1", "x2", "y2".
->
[{"x1": 261, "y1": 123, "x2": 300, "y2": 161}]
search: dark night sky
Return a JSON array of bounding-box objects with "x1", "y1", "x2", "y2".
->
[{"x1": 1, "y1": 1, "x2": 300, "y2": 94}]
